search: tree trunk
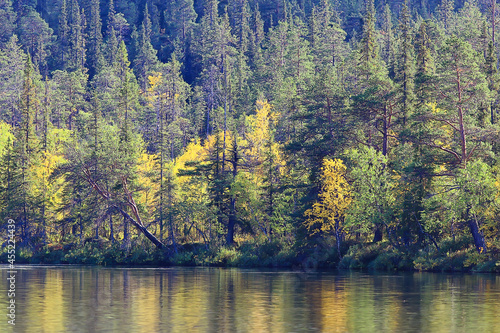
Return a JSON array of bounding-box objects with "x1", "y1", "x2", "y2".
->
[
  {"x1": 116, "y1": 207, "x2": 164, "y2": 249},
  {"x1": 335, "y1": 219, "x2": 342, "y2": 258},
  {"x1": 123, "y1": 215, "x2": 129, "y2": 248},
  {"x1": 109, "y1": 214, "x2": 115, "y2": 243},
  {"x1": 83, "y1": 169, "x2": 165, "y2": 249},
  {"x1": 373, "y1": 226, "x2": 383, "y2": 243},
  {"x1": 226, "y1": 203, "x2": 236, "y2": 246},
  {"x1": 226, "y1": 138, "x2": 238, "y2": 246},
  {"x1": 467, "y1": 207, "x2": 487, "y2": 253}
]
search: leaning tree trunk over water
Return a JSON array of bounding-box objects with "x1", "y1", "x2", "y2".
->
[
  {"x1": 83, "y1": 168, "x2": 164, "y2": 249},
  {"x1": 466, "y1": 206, "x2": 487, "y2": 253}
]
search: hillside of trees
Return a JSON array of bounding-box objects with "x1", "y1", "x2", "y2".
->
[{"x1": 1, "y1": 0, "x2": 500, "y2": 271}]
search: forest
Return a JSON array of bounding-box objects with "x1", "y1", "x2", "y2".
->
[{"x1": 1, "y1": 0, "x2": 500, "y2": 271}]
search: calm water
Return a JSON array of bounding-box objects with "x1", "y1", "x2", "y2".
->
[{"x1": 0, "y1": 266, "x2": 499, "y2": 332}]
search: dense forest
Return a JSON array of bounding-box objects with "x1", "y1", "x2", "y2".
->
[{"x1": 1, "y1": 0, "x2": 500, "y2": 270}]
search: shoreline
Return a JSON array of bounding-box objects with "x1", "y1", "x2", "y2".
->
[{"x1": 2, "y1": 240, "x2": 499, "y2": 274}]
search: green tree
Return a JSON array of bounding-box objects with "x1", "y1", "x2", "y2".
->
[
  {"x1": 352, "y1": 0, "x2": 395, "y2": 157},
  {"x1": 346, "y1": 146, "x2": 395, "y2": 243},
  {"x1": 0, "y1": 0, "x2": 16, "y2": 47},
  {"x1": 414, "y1": 20, "x2": 436, "y2": 105},
  {"x1": 68, "y1": 0, "x2": 86, "y2": 71},
  {"x1": 396, "y1": 0, "x2": 415, "y2": 132},
  {"x1": 358, "y1": 0, "x2": 382, "y2": 80},
  {"x1": 17, "y1": 9, "x2": 53, "y2": 71},
  {"x1": 58, "y1": 0, "x2": 69, "y2": 69},
  {"x1": 133, "y1": 13, "x2": 159, "y2": 91},
  {"x1": 423, "y1": 159, "x2": 495, "y2": 253},
  {"x1": 380, "y1": 4, "x2": 395, "y2": 77},
  {"x1": 15, "y1": 54, "x2": 41, "y2": 244},
  {"x1": 165, "y1": 0, "x2": 197, "y2": 61},
  {"x1": 0, "y1": 35, "x2": 26, "y2": 125},
  {"x1": 438, "y1": 0, "x2": 455, "y2": 31},
  {"x1": 87, "y1": 0, "x2": 104, "y2": 77},
  {"x1": 106, "y1": 26, "x2": 119, "y2": 65},
  {"x1": 428, "y1": 36, "x2": 491, "y2": 168},
  {"x1": 50, "y1": 69, "x2": 87, "y2": 130},
  {"x1": 192, "y1": 1, "x2": 237, "y2": 137}
]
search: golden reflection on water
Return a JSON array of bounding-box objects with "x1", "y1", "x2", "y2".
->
[{"x1": 1, "y1": 267, "x2": 499, "y2": 333}]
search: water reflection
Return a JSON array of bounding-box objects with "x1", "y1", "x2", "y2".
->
[{"x1": 0, "y1": 266, "x2": 499, "y2": 332}]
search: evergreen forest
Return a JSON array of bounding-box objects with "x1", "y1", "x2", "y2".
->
[{"x1": 2, "y1": 0, "x2": 500, "y2": 271}]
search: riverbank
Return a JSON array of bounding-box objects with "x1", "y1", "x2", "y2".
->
[{"x1": 2, "y1": 236, "x2": 500, "y2": 273}]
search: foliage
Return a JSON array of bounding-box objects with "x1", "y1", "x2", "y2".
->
[{"x1": 305, "y1": 158, "x2": 351, "y2": 235}]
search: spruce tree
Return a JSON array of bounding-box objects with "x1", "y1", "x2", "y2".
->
[
  {"x1": 0, "y1": 0, "x2": 16, "y2": 47},
  {"x1": 0, "y1": 35, "x2": 26, "y2": 125},
  {"x1": 106, "y1": 27, "x2": 119, "y2": 66},
  {"x1": 16, "y1": 54, "x2": 40, "y2": 244},
  {"x1": 438, "y1": 0, "x2": 454, "y2": 31},
  {"x1": 69, "y1": 0, "x2": 86, "y2": 71},
  {"x1": 87, "y1": 0, "x2": 104, "y2": 78},
  {"x1": 482, "y1": 35, "x2": 500, "y2": 124},
  {"x1": 358, "y1": 0, "x2": 381, "y2": 80},
  {"x1": 415, "y1": 21, "x2": 435, "y2": 105},
  {"x1": 353, "y1": 0, "x2": 394, "y2": 158},
  {"x1": 106, "y1": 0, "x2": 116, "y2": 38},
  {"x1": 17, "y1": 9, "x2": 53, "y2": 72},
  {"x1": 396, "y1": 0, "x2": 415, "y2": 130},
  {"x1": 142, "y1": 3, "x2": 152, "y2": 40},
  {"x1": 381, "y1": 4, "x2": 395, "y2": 78},
  {"x1": 58, "y1": 0, "x2": 69, "y2": 69},
  {"x1": 133, "y1": 20, "x2": 158, "y2": 91}
]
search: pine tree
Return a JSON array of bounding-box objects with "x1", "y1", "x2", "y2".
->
[
  {"x1": 115, "y1": 41, "x2": 138, "y2": 128},
  {"x1": 149, "y1": 62, "x2": 191, "y2": 248},
  {"x1": 165, "y1": 0, "x2": 197, "y2": 63},
  {"x1": 18, "y1": 9, "x2": 53, "y2": 72},
  {"x1": 290, "y1": 0, "x2": 347, "y2": 188},
  {"x1": 0, "y1": 122, "x2": 17, "y2": 224},
  {"x1": 0, "y1": 133, "x2": 18, "y2": 224},
  {"x1": 50, "y1": 69, "x2": 87, "y2": 130},
  {"x1": 230, "y1": 0, "x2": 252, "y2": 116}
]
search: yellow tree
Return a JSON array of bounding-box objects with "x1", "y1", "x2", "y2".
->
[
  {"x1": 243, "y1": 100, "x2": 289, "y2": 239},
  {"x1": 29, "y1": 128, "x2": 71, "y2": 242},
  {"x1": 135, "y1": 152, "x2": 160, "y2": 226},
  {"x1": 173, "y1": 140, "x2": 213, "y2": 245},
  {"x1": 305, "y1": 158, "x2": 351, "y2": 254}
]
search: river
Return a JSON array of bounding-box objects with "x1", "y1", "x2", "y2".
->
[{"x1": 0, "y1": 266, "x2": 499, "y2": 332}]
